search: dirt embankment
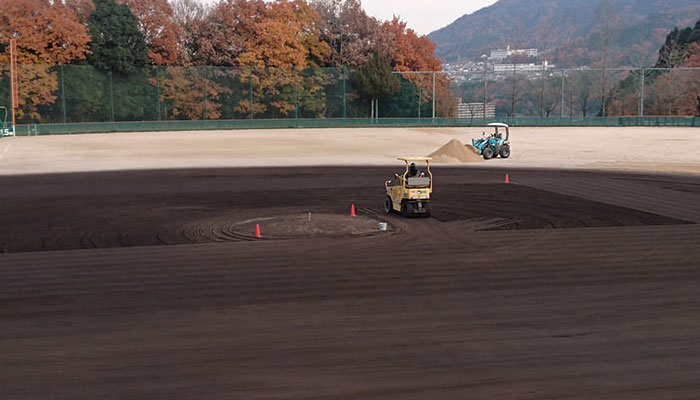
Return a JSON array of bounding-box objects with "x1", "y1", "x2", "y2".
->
[{"x1": 429, "y1": 139, "x2": 482, "y2": 164}]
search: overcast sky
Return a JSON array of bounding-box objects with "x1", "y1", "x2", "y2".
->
[
  {"x1": 198, "y1": 0, "x2": 499, "y2": 36},
  {"x1": 361, "y1": 0, "x2": 498, "y2": 35}
]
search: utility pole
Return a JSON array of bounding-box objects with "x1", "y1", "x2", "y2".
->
[
  {"x1": 640, "y1": 68, "x2": 645, "y2": 117},
  {"x1": 9, "y1": 39, "x2": 18, "y2": 132},
  {"x1": 432, "y1": 72, "x2": 436, "y2": 119}
]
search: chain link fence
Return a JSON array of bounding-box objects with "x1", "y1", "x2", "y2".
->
[
  {"x1": 1, "y1": 64, "x2": 698, "y2": 127},
  {"x1": 449, "y1": 67, "x2": 700, "y2": 120},
  {"x1": 0, "y1": 65, "x2": 450, "y2": 125}
]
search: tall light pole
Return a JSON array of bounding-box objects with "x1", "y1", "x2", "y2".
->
[{"x1": 481, "y1": 55, "x2": 488, "y2": 119}]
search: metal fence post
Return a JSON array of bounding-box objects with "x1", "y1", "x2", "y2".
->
[
  {"x1": 203, "y1": 77, "x2": 208, "y2": 121},
  {"x1": 108, "y1": 71, "x2": 115, "y2": 122},
  {"x1": 640, "y1": 68, "x2": 645, "y2": 117},
  {"x1": 155, "y1": 67, "x2": 161, "y2": 121},
  {"x1": 294, "y1": 71, "x2": 299, "y2": 119},
  {"x1": 561, "y1": 69, "x2": 565, "y2": 119},
  {"x1": 484, "y1": 68, "x2": 488, "y2": 119},
  {"x1": 432, "y1": 72, "x2": 436, "y2": 119},
  {"x1": 342, "y1": 67, "x2": 347, "y2": 119},
  {"x1": 60, "y1": 65, "x2": 67, "y2": 123},
  {"x1": 418, "y1": 88, "x2": 421, "y2": 119},
  {"x1": 249, "y1": 72, "x2": 254, "y2": 120}
]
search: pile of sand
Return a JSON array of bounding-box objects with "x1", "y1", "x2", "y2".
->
[{"x1": 428, "y1": 139, "x2": 483, "y2": 164}]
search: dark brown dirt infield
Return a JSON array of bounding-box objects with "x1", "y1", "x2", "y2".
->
[
  {"x1": 1, "y1": 166, "x2": 700, "y2": 399},
  {"x1": 0, "y1": 168, "x2": 690, "y2": 253}
]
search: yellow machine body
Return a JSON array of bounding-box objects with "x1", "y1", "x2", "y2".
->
[{"x1": 384, "y1": 157, "x2": 433, "y2": 217}]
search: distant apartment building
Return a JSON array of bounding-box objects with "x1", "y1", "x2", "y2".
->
[
  {"x1": 493, "y1": 60, "x2": 552, "y2": 74},
  {"x1": 489, "y1": 46, "x2": 539, "y2": 61},
  {"x1": 456, "y1": 102, "x2": 496, "y2": 119}
]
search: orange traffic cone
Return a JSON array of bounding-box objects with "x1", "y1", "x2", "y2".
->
[
  {"x1": 505, "y1": 174, "x2": 510, "y2": 184},
  {"x1": 350, "y1": 204, "x2": 356, "y2": 217},
  {"x1": 255, "y1": 224, "x2": 261, "y2": 239}
]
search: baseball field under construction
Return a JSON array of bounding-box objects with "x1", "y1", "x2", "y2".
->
[{"x1": 1, "y1": 126, "x2": 700, "y2": 399}]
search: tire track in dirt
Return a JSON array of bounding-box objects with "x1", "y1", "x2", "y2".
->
[{"x1": 2, "y1": 167, "x2": 700, "y2": 399}]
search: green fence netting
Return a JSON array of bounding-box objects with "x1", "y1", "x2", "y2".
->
[
  {"x1": 8, "y1": 117, "x2": 697, "y2": 136},
  {"x1": 1, "y1": 64, "x2": 698, "y2": 136}
]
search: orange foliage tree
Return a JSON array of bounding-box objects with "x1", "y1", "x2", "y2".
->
[
  {"x1": 119, "y1": 0, "x2": 181, "y2": 66},
  {"x1": 153, "y1": 0, "x2": 260, "y2": 119},
  {"x1": 0, "y1": 0, "x2": 90, "y2": 121},
  {"x1": 154, "y1": 67, "x2": 232, "y2": 120},
  {"x1": 191, "y1": 0, "x2": 264, "y2": 67},
  {"x1": 155, "y1": 0, "x2": 331, "y2": 119},
  {"x1": 64, "y1": 0, "x2": 96, "y2": 24},
  {"x1": 235, "y1": 0, "x2": 331, "y2": 117},
  {"x1": 312, "y1": 0, "x2": 382, "y2": 69},
  {"x1": 381, "y1": 18, "x2": 456, "y2": 117},
  {"x1": 646, "y1": 68, "x2": 699, "y2": 116},
  {"x1": 170, "y1": 0, "x2": 208, "y2": 66},
  {"x1": 683, "y1": 42, "x2": 700, "y2": 67}
]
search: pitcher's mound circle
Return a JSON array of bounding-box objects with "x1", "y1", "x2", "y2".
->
[{"x1": 228, "y1": 213, "x2": 391, "y2": 240}]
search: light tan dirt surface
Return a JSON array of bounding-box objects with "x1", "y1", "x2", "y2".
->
[{"x1": 0, "y1": 126, "x2": 698, "y2": 175}]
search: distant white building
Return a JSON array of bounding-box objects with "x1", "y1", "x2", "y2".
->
[
  {"x1": 456, "y1": 102, "x2": 496, "y2": 119},
  {"x1": 489, "y1": 46, "x2": 539, "y2": 61},
  {"x1": 493, "y1": 60, "x2": 553, "y2": 74}
]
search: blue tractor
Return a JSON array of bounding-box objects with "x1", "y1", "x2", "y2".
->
[{"x1": 471, "y1": 122, "x2": 511, "y2": 160}]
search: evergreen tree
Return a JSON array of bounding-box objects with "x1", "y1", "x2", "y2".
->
[
  {"x1": 352, "y1": 52, "x2": 400, "y2": 117},
  {"x1": 379, "y1": 78, "x2": 431, "y2": 118},
  {"x1": 87, "y1": 0, "x2": 149, "y2": 74}
]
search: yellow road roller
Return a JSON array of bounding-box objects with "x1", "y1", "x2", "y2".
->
[{"x1": 384, "y1": 157, "x2": 432, "y2": 218}]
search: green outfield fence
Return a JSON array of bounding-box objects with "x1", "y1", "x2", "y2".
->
[
  {"x1": 1, "y1": 64, "x2": 699, "y2": 137},
  {"x1": 7, "y1": 116, "x2": 698, "y2": 136}
]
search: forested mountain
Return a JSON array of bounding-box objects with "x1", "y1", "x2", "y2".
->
[{"x1": 428, "y1": 0, "x2": 700, "y2": 66}]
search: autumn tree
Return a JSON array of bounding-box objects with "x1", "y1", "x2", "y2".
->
[
  {"x1": 649, "y1": 69, "x2": 685, "y2": 115},
  {"x1": 170, "y1": 0, "x2": 208, "y2": 66},
  {"x1": 236, "y1": 0, "x2": 329, "y2": 70},
  {"x1": 88, "y1": 0, "x2": 149, "y2": 74},
  {"x1": 0, "y1": 0, "x2": 90, "y2": 122},
  {"x1": 540, "y1": 73, "x2": 561, "y2": 118},
  {"x1": 153, "y1": 67, "x2": 232, "y2": 120},
  {"x1": 152, "y1": 0, "x2": 246, "y2": 120},
  {"x1": 118, "y1": 0, "x2": 181, "y2": 66},
  {"x1": 233, "y1": 0, "x2": 331, "y2": 118},
  {"x1": 592, "y1": 0, "x2": 620, "y2": 117},
  {"x1": 381, "y1": 18, "x2": 456, "y2": 117},
  {"x1": 534, "y1": 13, "x2": 557, "y2": 59},
  {"x1": 569, "y1": 70, "x2": 595, "y2": 117},
  {"x1": 551, "y1": 38, "x2": 595, "y2": 68},
  {"x1": 65, "y1": 0, "x2": 96, "y2": 25},
  {"x1": 648, "y1": 68, "x2": 700, "y2": 116},
  {"x1": 312, "y1": 0, "x2": 381, "y2": 68},
  {"x1": 498, "y1": 53, "x2": 530, "y2": 117},
  {"x1": 683, "y1": 42, "x2": 700, "y2": 67},
  {"x1": 190, "y1": 0, "x2": 264, "y2": 67},
  {"x1": 157, "y1": 0, "x2": 332, "y2": 119}
]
